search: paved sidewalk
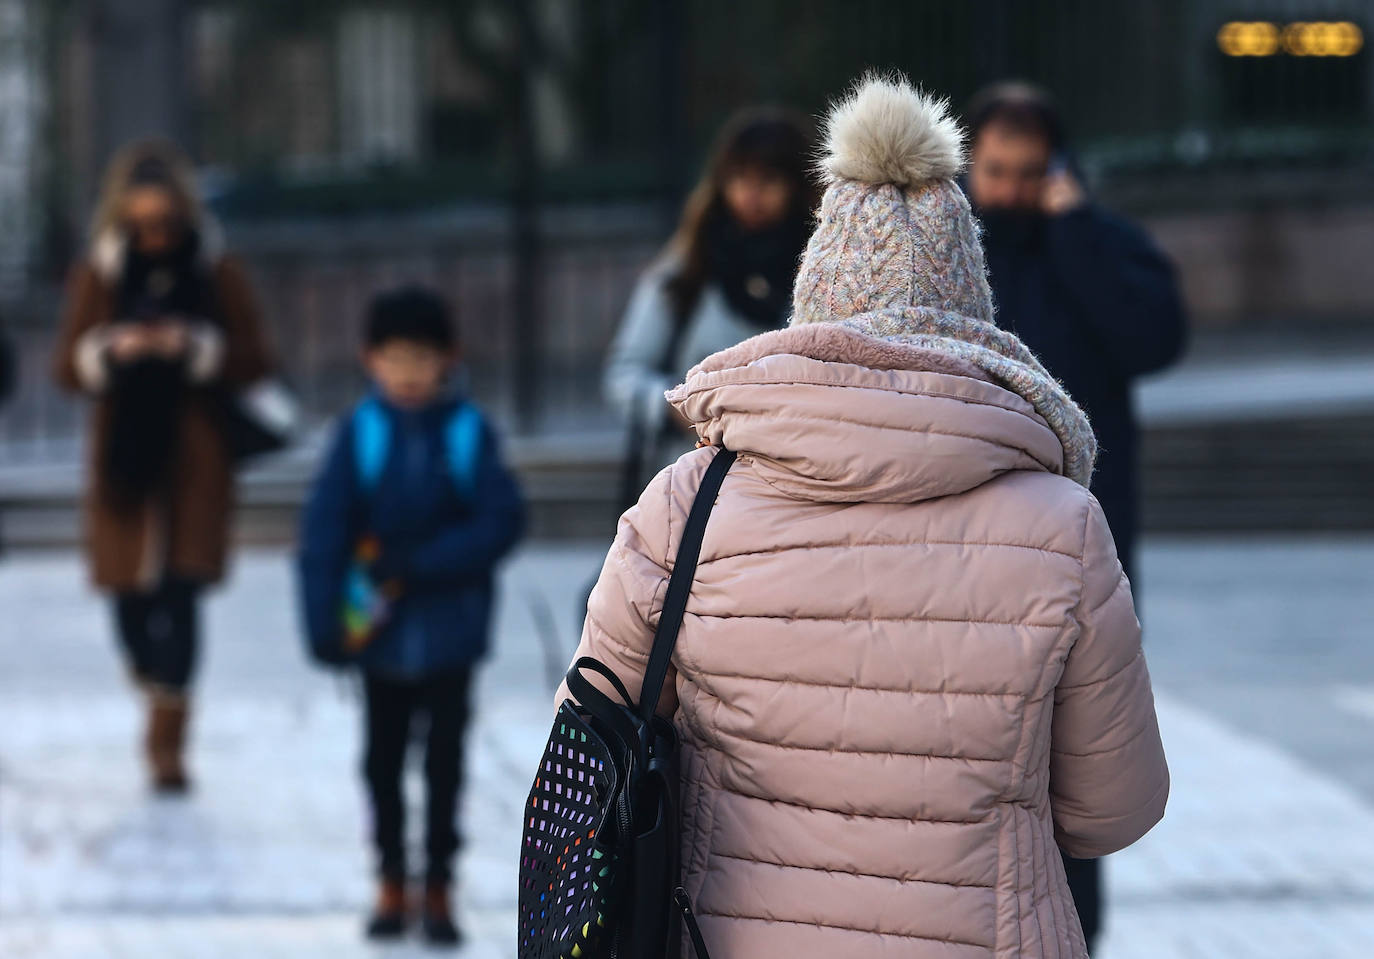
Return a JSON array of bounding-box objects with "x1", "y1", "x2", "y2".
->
[
  {"x1": 1099, "y1": 697, "x2": 1374, "y2": 957},
  {"x1": 3, "y1": 539, "x2": 1374, "y2": 957},
  {"x1": 0, "y1": 547, "x2": 590, "y2": 959}
]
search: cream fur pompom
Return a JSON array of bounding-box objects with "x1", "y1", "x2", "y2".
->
[{"x1": 820, "y1": 73, "x2": 964, "y2": 188}]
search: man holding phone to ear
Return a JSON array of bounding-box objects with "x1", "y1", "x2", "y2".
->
[{"x1": 965, "y1": 82, "x2": 1188, "y2": 953}]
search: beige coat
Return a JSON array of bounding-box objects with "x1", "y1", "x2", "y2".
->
[{"x1": 562, "y1": 323, "x2": 1168, "y2": 959}]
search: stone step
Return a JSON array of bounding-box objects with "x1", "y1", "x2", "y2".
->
[{"x1": 1141, "y1": 413, "x2": 1374, "y2": 531}]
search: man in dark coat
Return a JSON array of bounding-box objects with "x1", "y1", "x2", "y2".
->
[{"x1": 965, "y1": 82, "x2": 1188, "y2": 954}]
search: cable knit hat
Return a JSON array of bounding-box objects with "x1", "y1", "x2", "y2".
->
[
  {"x1": 792, "y1": 74, "x2": 993, "y2": 325},
  {"x1": 790, "y1": 73, "x2": 1097, "y2": 486}
]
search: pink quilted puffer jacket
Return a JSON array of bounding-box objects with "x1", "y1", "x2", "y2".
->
[{"x1": 562, "y1": 323, "x2": 1168, "y2": 959}]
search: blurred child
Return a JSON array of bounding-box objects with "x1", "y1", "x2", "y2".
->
[{"x1": 297, "y1": 286, "x2": 524, "y2": 945}]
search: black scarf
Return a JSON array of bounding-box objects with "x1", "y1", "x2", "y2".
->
[
  {"x1": 116, "y1": 231, "x2": 212, "y2": 320},
  {"x1": 103, "y1": 232, "x2": 215, "y2": 509},
  {"x1": 703, "y1": 211, "x2": 812, "y2": 331}
]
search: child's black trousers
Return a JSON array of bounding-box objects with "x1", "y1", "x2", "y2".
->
[{"x1": 362, "y1": 666, "x2": 474, "y2": 884}]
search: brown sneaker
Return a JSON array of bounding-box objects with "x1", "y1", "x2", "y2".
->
[
  {"x1": 365, "y1": 877, "x2": 408, "y2": 940},
  {"x1": 421, "y1": 881, "x2": 463, "y2": 947}
]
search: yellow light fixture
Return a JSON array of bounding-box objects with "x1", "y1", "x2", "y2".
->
[
  {"x1": 1218, "y1": 20, "x2": 1363, "y2": 57},
  {"x1": 1218, "y1": 21, "x2": 1281, "y2": 56}
]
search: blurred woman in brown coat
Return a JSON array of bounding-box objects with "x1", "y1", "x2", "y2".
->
[{"x1": 52, "y1": 139, "x2": 273, "y2": 792}]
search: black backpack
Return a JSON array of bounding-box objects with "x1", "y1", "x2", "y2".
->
[{"x1": 518, "y1": 447, "x2": 735, "y2": 959}]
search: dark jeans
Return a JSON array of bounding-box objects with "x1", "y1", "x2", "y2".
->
[
  {"x1": 363, "y1": 667, "x2": 474, "y2": 884},
  {"x1": 113, "y1": 577, "x2": 201, "y2": 691},
  {"x1": 1062, "y1": 853, "x2": 1101, "y2": 954}
]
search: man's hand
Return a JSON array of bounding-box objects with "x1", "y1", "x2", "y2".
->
[{"x1": 1041, "y1": 170, "x2": 1086, "y2": 217}]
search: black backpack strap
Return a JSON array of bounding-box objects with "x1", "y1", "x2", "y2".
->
[{"x1": 638, "y1": 447, "x2": 737, "y2": 723}]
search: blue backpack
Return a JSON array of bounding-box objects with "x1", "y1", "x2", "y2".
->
[{"x1": 351, "y1": 396, "x2": 485, "y2": 502}]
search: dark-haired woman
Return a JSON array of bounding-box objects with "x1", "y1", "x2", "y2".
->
[
  {"x1": 605, "y1": 109, "x2": 816, "y2": 474},
  {"x1": 52, "y1": 139, "x2": 273, "y2": 792}
]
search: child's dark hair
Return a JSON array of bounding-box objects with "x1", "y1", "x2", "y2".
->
[{"x1": 364, "y1": 285, "x2": 457, "y2": 351}]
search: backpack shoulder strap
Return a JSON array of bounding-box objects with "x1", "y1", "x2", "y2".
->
[
  {"x1": 443, "y1": 401, "x2": 485, "y2": 501},
  {"x1": 351, "y1": 396, "x2": 391, "y2": 493},
  {"x1": 638, "y1": 447, "x2": 736, "y2": 722}
]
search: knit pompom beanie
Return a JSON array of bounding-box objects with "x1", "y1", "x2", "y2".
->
[
  {"x1": 791, "y1": 73, "x2": 993, "y2": 325},
  {"x1": 791, "y1": 73, "x2": 1097, "y2": 486}
]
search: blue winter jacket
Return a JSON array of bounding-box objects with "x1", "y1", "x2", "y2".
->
[{"x1": 296, "y1": 392, "x2": 525, "y2": 677}]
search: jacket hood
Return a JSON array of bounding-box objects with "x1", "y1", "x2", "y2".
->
[{"x1": 666, "y1": 322, "x2": 1067, "y2": 504}]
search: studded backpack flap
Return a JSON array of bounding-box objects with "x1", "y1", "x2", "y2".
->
[{"x1": 517, "y1": 447, "x2": 735, "y2": 959}]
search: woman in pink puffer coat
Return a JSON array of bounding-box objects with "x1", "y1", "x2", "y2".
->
[{"x1": 563, "y1": 75, "x2": 1168, "y2": 959}]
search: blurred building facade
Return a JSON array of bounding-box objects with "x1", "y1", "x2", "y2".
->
[
  {"x1": 1, "y1": 0, "x2": 1372, "y2": 533},
  {"x1": 0, "y1": 0, "x2": 42, "y2": 300},
  {"x1": 17, "y1": 2, "x2": 1373, "y2": 297}
]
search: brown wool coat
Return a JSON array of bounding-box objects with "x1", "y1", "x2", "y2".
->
[
  {"x1": 561, "y1": 324, "x2": 1168, "y2": 959},
  {"x1": 52, "y1": 242, "x2": 272, "y2": 591}
]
